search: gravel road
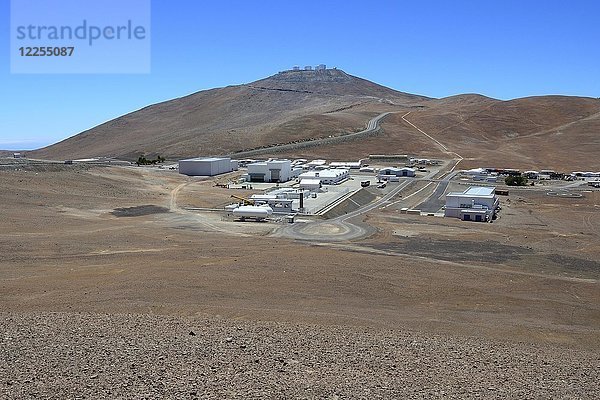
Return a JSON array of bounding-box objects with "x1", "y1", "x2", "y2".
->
[{"x1": 1, "y1": 312, "x2": 598, "y2": 399}]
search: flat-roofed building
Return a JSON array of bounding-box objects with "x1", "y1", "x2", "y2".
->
[
  {"x1": 306, "y1": 159, "x2": 327, "y2": 169},
  {"x1": 379, "y1": 167, "x2": 416, "y2": 178},
  {"x1": 247, "y1": 159, "x2": 292, "y2": 183},
  {"x1": 330, "y1": 161, "x2": 362, "y2": 169},
  {"x1": 298, "y1": 168, "x2": 349, "y2": 185},
  {"x1": 179, "y1": 157, "x2": 233, "y2": 176},
  {"x1": 299, "y1": 178, "x2": 321, "y2": 192},
  {"x1": 444, "y1": 186, "x2": 499, "y2": 222}
]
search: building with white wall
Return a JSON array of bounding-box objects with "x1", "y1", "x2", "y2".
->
[
  {"x1": 298, "y1": 169, "x2": 349, "y2": 185},
  {"x1": 444, "y1": 186, "x2": 499, "y2": 222},
  {"x1": 330, "y1": 161, "x2": 362, "y2": 169},
  {"x1": 299, "y1": 178, "x2": 321, "y2": 192},
  {"x1": 179, "y1": 157, "x2": 233, "y2": 176},
  {"x1": 247, "y1": 159, "x2": 292, "y2": 183},
  {"x1": 378, "y1": 167, "x2": 416, "y2": 178},
  {"x1": 306, "y1": 159, "x2": 327, "y2": 169}
]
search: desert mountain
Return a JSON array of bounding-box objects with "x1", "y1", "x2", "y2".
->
[
  {"x1": 30, "y1": 69, "x2": 427, "y2": 161},
  {"x1": 29, "y1": 69, "x2": 600, "y2": 170}
]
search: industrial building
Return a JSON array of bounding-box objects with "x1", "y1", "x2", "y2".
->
[
  {"x1": 299, "y1": 178, "x2": 321, "y2": 192},
  {"x1": 179, "y1": 157, "x2": 233, "y2": 176},
  {"x1": 444, "y1": 186, "x2": 499, "y2": 222},
  {"x1": 370, "y1": 154, "x2": 410, "y2": 163},
  {"x1": 247, "y1": 159, "x2": 292, "y2": 183},
  {"x1": 523, "y1": 170, "x2": 540, "y2": 179},
  {"x1": 298, "y1": 169, "x2": 349, "y2": 185},
  {"x1": 330, "y1": 161, "x2": 362, "y2": 169},
  {"x1": 306, "y1": 159, "x2": 327, "y2": 169},
  {"x1": 463, "y1": 168, "x2": 498, "y2": 182},
  {"x1": 267, "y1": 188, "x2": 309, "y2": 200},
  {"x1": 378, "y1": 167, "x2": 416, "y2": 178},
  {"x1": 249, "y1": 194, "x2": 295, "y2": 213}
]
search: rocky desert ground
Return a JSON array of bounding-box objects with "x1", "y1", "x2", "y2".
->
[{"x1": 1, "y1": 162, "x2": 598, "y2": 398}]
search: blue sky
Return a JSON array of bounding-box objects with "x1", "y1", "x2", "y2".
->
[{"x1": 1, "y1": 0, "x2": 599, "y2": 150}]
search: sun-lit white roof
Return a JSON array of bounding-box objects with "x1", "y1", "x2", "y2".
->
[{"x1": 464, "y1": 186, "x2": 495, "y2": 196}]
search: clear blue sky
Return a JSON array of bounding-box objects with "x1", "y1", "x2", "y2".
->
[{"x1": 1, "y1": 0, "x2": 598, "y2": 150}]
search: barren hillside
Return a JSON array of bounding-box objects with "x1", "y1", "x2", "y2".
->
[
  {"x1": 28, "y1": 70, "x2": 600, "y2": 170},
  {"x1": 29, "y1": 69, "x2": 426, "y2": 161},
  {"x1": 401, "y1": 95, "x2": 600, "y2": 169}
]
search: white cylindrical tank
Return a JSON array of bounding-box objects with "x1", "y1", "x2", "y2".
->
[{"x1": 233, "y1": 205, "x2": 273, "y2": 220}]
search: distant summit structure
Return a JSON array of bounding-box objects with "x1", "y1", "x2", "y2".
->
[
  {"x1": 29, "y1": 68, "x2": 426, "y2": 160},
  {"x1": 289, "y1": 64, "x2": 328, "y2": 72}
]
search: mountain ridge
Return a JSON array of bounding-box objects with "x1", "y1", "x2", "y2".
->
[{"x1": 27, "y1": 69, "x2": 600, "y2": 169}]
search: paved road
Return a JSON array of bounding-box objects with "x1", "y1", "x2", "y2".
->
[
  {"x1": 416, "y1": 170, "x2": 460, "y2": 213},
  {"x1": 275, "y1": 169, "x2": 440, "y2": 242},
  {"x1": 231, "y1": 112, "x2": 393, "y2": 158},
  {"x1": 275, "y1": 112, "x2": 467, "y2": 241}
]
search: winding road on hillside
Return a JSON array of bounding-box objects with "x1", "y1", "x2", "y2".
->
[
  {"x1": 172, "y1": 110, "x2": 461, "y2": 242},
  {"x1": 275, "y1": 113, "x2": 462, "y2": 241},
  {"x1": 231, "y1": 111, "x2": 393, "y2": 158}
]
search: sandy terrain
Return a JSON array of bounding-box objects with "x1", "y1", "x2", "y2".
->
[
  {"x1": 26, "y1": 70, "x2": 600, "y2": 173},
  {"x1": 1, "y1": 164, "x2": 598, "y2": 397}
]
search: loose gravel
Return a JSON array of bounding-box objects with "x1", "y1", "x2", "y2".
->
[{"x1": 1, "y1": 312, "x2": 598, "y2": 399}]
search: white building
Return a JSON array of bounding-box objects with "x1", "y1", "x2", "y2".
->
[
  {"x1": 299, "y1": 178, "x2": 321, "y2": 192},
  {"x1": 179, "y1": 157, "x2": 233, "y2": 176},
  {"x1": 463, "y1": 168, "x2": 489, "y2": 180},
  {"x1": 298, "y1": 168, "x2": 349, "y2": 185},
  {"x1": 523, "y1": 171, "x2": 539, "y2": 179},
  {"x1": 378, "y1": 167, "x2": 416, "y2": 178},
  {"x1": 330, "y1": 161, "x2": 362, "y2": 169},
  {"x1": 247, "y1": 159, "x2": 292, "y2": 183},
  {"x1": 306, "y1": 159, "x2": 327, "y2": 169},
  {"x1": 290, "y1": 167, "x2": 303, "y2": 179},
  {"x1": 444, "y1": 186, "x2": 499, "y2": 222},
  {"x1": 267, "y1": 188, "x2": 309, "y2": 200},
  {"x1": 249, "y1": 194, "x2": 295, "y2": 212},
  {"x1": 315, "y1": 64, "x2": 326, "y2": 70}
]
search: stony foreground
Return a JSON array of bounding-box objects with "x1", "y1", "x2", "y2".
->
[{"x1": 1, "y1": 312, "x2": 598, "y2": 399}]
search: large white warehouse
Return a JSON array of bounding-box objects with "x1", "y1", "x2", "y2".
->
[
  {"x1": 247, "y1": 160, "x2": 292, "y2": 183},
  {"x1": 444, "y1": 186, "x2": 499, "y2": 222},
  {"x1": 179, "y1": 157, "x2": 233, "y2": 176}
]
